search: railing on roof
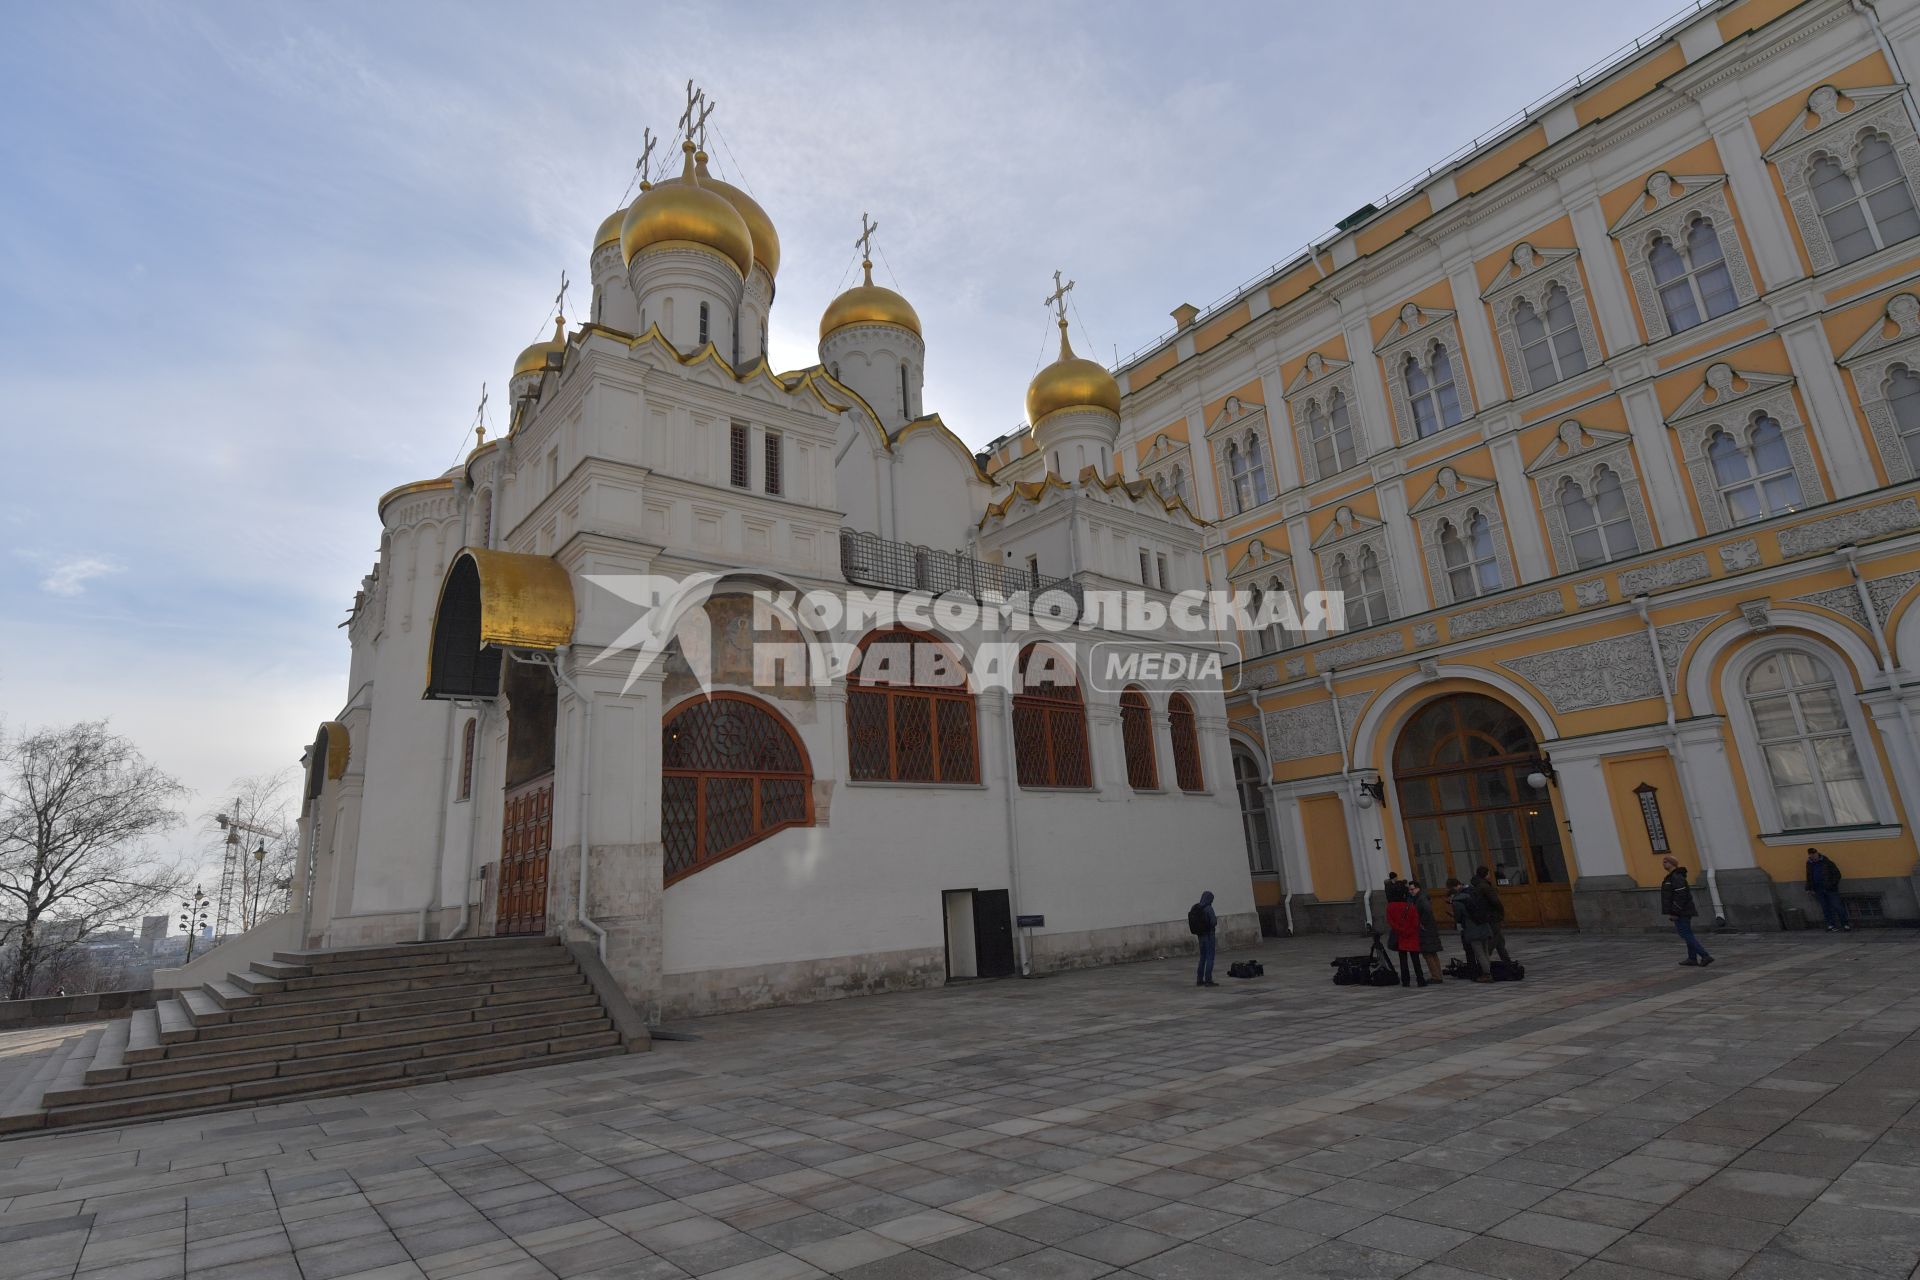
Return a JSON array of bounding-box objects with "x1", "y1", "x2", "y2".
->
[
  {"x1": 1111, "y1": 0, "x2": 1720, "y2": 374},
  {"x1": 839, "y1": 529, "x2": 1083, "y2": 612}
]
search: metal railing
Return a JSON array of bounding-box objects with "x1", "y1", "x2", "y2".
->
[{"x1": 838, "y1": 529, "x2": 1082, "y2": 610}]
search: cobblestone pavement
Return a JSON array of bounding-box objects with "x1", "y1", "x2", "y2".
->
[{"x1": 0, "y1": 929, "x2": 1916, "y2": 1280}]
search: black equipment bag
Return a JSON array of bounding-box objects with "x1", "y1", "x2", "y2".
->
[{"x1": 1489, "y1": 960, "x2": 1526, "y2": 982}]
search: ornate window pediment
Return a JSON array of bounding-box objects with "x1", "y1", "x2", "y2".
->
[
  {"x1": 1212, "y1": 404, "x2": 1277, "y2": 514},
  {"x1": 1838, "y1": 291, "x2": 1920, "y2": 482},
  {"x1": 1204, "y1": 395, "x2": 1264, "y2": 435},
  {"x1": 1610, "y1": 171, "x2": 1759, "y2": 342},
  {"x1": 1286, "y1": 351, "x2": 1366, "y2": 483},
  {"x1": 1668, "y1": 364, "x2": 1824, "y2": 534},
  {"x1": 1409, "y1": 468, "x2": 1512, "y2": 605},
  {"x1": 1140, "y1": 432, "x2": 1195, "y2": 507},
  {"x1": 1481, "y1": 242, "x2": 1603, "y2": 397},
  {"x1": 1311, "y1": 505, "x2": 1396, "y2": 629},
  {"x1": 1765, "y1": 85, "x2": 1920, "y2": 274},
  {"x1": 1526, "y1": 420, "x2": 1654, "y2": 572},
  {"x1": 1228, "y1": 540, "x2": 1298, "y2": 656},
  {"x1": 1374, "y1": 304, "x2": 1474, "y2": 444}
]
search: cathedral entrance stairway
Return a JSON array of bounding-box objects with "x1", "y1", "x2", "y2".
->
[{"x1": 0, "y1": 935, "x2": 646, "y2": 1135}]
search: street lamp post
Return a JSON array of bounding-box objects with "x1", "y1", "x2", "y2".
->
[{"x1": 180, "y1": 887, "x2": 211, "y2": 962}]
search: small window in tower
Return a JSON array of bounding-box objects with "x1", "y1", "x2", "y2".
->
[
  {"x1": 1027, "y1": 554, "x2": 1041, "y2": 587},
  {"x1": 765, "y1": 431, "x2": 783, "y2": 496},
  {"x1": 729, "y1": 423, "x2": 750, "y2": 489},
  {"x1": 760, "y1": 319, "x2": 768, "y2": 358},
  {"x1": 900, "y1": 363, "x2": 910, "y2": 419},
  {"x1": 1139, "y1": 548, "x2": 1153, "y2": 585},
  {"x1": 547, "y1": 449, "x2": 559, "y2": 490},
  {"x1": 1156, "y1": 553, "x2": 1170, "y2": 590},
  {"x1": 699, "y1": 302, "x2": 710, "y2": 347}
]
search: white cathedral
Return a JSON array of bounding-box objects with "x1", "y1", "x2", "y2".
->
[{"x1": 292, "y1": 113, "x2": 1256, "y2": 1018}]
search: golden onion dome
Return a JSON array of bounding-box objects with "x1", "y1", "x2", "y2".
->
[
  {"x1": 695, "y1": 152, "x2": 779, "y2": 281},
  {"x1": 620, "y1": 141, "x2": 752, "y2": 277},
  {"x1": 1027, "y1": 319, "x2": 1121, "y2": 426},
  {"x1": 820, "y1": 259, "x2": 922, "y2": 341},
  {"x1": 513, "y1": 316, "x2": 568, "y2": 379},
  {"x1": 593, "y1": 207, "x2": 626, "y2": 252}
]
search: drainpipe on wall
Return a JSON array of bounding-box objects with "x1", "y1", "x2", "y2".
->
[
  {"x1": 1634, "y1": 595, "x2": 1726, "y2": 923},
  {"x1": 1841, "y1": 544, "x2": 1920, "y2": 770},
  {"x1": 1323, "y1": 671, "x2": 1371, "y2": 928}
]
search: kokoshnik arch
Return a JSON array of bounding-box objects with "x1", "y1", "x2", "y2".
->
[{"x1": 289, "y1": 1, "x2": 1920, "y2": 1021}]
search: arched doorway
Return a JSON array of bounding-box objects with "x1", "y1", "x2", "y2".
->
[{"x1": 1394, "y1": 693, "x2": 1574, "y2": 926}]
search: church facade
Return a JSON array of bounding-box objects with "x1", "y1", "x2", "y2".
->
[{"x1": 978, "y1": 0, "x2": 1920, "y2": 934}]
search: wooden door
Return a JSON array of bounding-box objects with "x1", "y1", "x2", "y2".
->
[{"x1": 498, "y1": 773, "x2": 553, "y2": 935}]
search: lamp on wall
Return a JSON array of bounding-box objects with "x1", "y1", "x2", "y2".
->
[
  {"x1": 1356, "y1": 775, "x2": 1386, "y2": 807},
  {"x1": 1525, "y1": 753, "x2": 1557, "y2": 792}
]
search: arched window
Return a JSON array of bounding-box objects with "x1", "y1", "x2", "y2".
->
[
  {"x1": 1708, "y1": 413, "x2": 1802, "y2": 525},
  {"x1": 1744, "y1": 649, "x2": 1873, "y2": 829},
  {"x1": 1169, "y1": 693, "x2": 1204, "y2": 793},
  {"x1": 1514, "y1": 284, "x2": 1587, "y2": 389},
  {"x1": 1012, "y1": 644, "x2": 1092, "y2": 788},
  {"x1": 1650, "y1": 218, "x2": 1738, "y2": 334},
  {"x1": 1233, "y1": 745, "x2": 1276, "y2": 873},
  {"x1": 848, "y1": 628, "x2": 979, "y2": 784},
  {"x1": 1888, "y1": 365, "x2": 1920, "y2": 472},
  {"x1": 1332, "y1": 547, "x2": 1390, "y2": 629},
  {"x1": 457, "y1": 718, "x2": 477, "y2": 801},
  {"x1": 1811, "y1": 133, "x2": 1920, "y2": 266},
  {"x1": 1167, "y1": 462, "x2": 1187, "y2": 502},
  {"x1": 1559, "y1": 468, "x2": 1639, "y2": 568},
  {"x1": 1405, "y1": 343, "x2": 1463, "y2": 437},
  {"x1": 1245, "y1": 584, "x2": 1267, "y2": 656},
  {"x1": 1266, "y1": 575, "x2": 1290, "y2": 653},
  {"x1": 1120, "y1": 686, "x2": 1158, "y2": 790},
  {"x1": 1226, "y1": 441, "x2": 1254, "y2": 512},
  {"x1": 1438, "y1": 512, "x2": 1500, "y2": 601},
  {"x1": 698, "y1": 301, "x2": 711, "y2": 347},
  {"x1": 476, "y1": 489, "x2": 494, "y2": 549},
  {"x1": 1306, "y1": 391, "x2": 1358, "y2": 476},
  {"x1": 661, "y1": 694, "x2": 812, "y2": 883}
]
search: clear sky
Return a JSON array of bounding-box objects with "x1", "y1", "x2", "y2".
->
[{"x1": 0, "y1": 0, "x2": 1691, "y2": 873}]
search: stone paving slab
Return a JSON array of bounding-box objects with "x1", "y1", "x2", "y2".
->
[{"x1": 0, "y1": 930, "x2": 1915, "y2": 1278}]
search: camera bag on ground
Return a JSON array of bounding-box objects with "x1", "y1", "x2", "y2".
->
[{"x1": 1489, "y1": 959, "x2": 1526, "y2": 982}]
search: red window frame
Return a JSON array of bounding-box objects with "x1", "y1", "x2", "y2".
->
[
  {"x1": 1012, "y1": 643, "x2": 1093, "y2": 789},
  {"x1": 458, "y1": 718, "x2": 477, "y2": 801},
  {"x1": 847, "y1": 628, "x2": 979, "y2": 784},
  {"x1": 1169, "y1": 693, "x2": 1205, "y2": 793},
  {"x1": 1120, "y1": 686, "x2": 1158, "y2": 790},
  {"x1": 661, "y1": 693, "x2": 813, "y2": 885}
]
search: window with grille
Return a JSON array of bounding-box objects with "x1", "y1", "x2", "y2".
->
[
  {"x1": 1514, "y1": 284, "x2": 1588, "y2": 389},
  {"x1": 846, "y1": 628, "x2": 979, "y2": 785},
  {"x1": 1811, "y1": 133, "x2": 1920, "y2": 266},
  {"x1": 1744, "y1": 650, "x2": 1873, "y2": 829},
  {"x1": 458, "y1": 718, "x2": 477, "y2": 801},
  {"x1": 1707, "y1": 412, "x2": 1802, "y2": 525},
  {"x1": 1138, "y1": 548, "x2": 1153, "y2": 585},
  {"x1": 1120, "y1": 686, "x2": 1158, "y2": 790},
  {"x1": 1438, "y1": 512, "x2": 1501, "y2": 601},
  {"x1": 1026, "y1": 555, "x2": 1040, "y2": 587},
  {"x1": 1169, "y1": 693, "x2": 1204, "y2": 793},
  {"x1": 1012, "y1": 644, "x2": 1092, "y2": 788},
  {"x1": 1649, "y1": 218, "x2": 1738, "y2": 334},
  {"x1": 661, "y1": 694, "x2": 812, "y2": 883},
  {"x1": 1559, "y1": 468, "x2": 1640, "y2": 567},
  {"x1": 1404, "y1": 342, "x2": 1463, "y2": 437},
  {"x1": 900, "y1": 363, "x2": 910, "y2": 419},
  {"x1": 764, "y1": 431, "x2": 783, "y2": 496},
  {"x1": 698, "y1": 302, "x2": 710, "y2": 347},
  {"x1": 1156, "y1": 553, "x2": 1170, "y2": 591},
  {"x1": 729, "y1": 423, "x2": 750, "y2": 489}
]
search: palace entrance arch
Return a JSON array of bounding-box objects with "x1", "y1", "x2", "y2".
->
[{"x1": 1393, "y1": 693, "x2": 1574, "y2": 927}]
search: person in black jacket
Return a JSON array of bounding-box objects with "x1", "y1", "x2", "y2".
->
[
  {"x1": 1471, "y1": 866, "x2": 1513, "y2": 963},
  {"x1": 1805, "y1": 848, "x2": 1850, "y2": 932},
  {"x1": 1660, "y1": 856, "x2": 1714, "y2": 967}
]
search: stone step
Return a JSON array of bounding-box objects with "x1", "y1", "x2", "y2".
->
[
  {"x1": 124, "y1": 1007, "x2": 162, "y2": 1063},
  {"x1": 226, "y1": 970, "x2": 286, "y2": 997},
  {"x1": 179, "y1": 988, "x2": 231, "y2": 1028},
  {"x1": 82, "y1": 1019, "x2": 132, "y2": 1085},
  {"x1": 280, "y1": 1018, "x2": 614, "y2": 1079},
  {"x1": 0, "y1": 1028, "x2": 100, "y2": 1134},
  {"x1": 156, "y1": 996, "x2": 198, "y2": 1042},
  {"x1": 44, "y1": 1058, "x2": 276, "y2": 1108},
  {"x1": 248, "y1": 959, "x2": 310, "y2": 980},
  {"x1": 286, "y1": 946, "x2": 572, "y2": 980},
  {"x1": 212, "y1": 974, "x2": 590, "y2": 1023},
  {"x1": 270, "y1": 936, "x2": 560, "y2": 968},
  {"x1": 204, "y1": 978, "x2": 263, "y2": 1009},
  {"x1": 185, "y1": 991, "x2": 494, "y2": 1041},
  {"x1": 262, "y1": 954, "x2": 578, "y2": 996}
]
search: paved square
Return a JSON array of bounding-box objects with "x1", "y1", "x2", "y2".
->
[{"x1": 0, "y1": 931, "x2": 1916, "y2": 1278}]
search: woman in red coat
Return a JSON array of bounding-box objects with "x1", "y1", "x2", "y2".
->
[{"x1": 1384, "y1": 881, "x2": 1428, "y2": 988}]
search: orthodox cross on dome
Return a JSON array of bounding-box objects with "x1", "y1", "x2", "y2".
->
[
  {"x1": 635, "y1": 126, "x2": 657, "y2": 189},
  {"x1": 473, "y1": 382, "x2": 489, "y2": 447},
  {"x1": 678, "y1": 80, "x2": 714, "y2": 149},
  {"x1": 855, "y1": 212, "x2": 879, "y2": 262},
  {"x1": 1043, "y1": 269, "x2": 1076, "y2": 327},
  {"x1": 554, "y1": 271, "x2": 570, "y2": 323}
]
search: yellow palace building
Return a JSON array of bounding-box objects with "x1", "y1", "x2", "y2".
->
[{"x1": 986, "y1": 0, "x2": 1920, "y2": 933}]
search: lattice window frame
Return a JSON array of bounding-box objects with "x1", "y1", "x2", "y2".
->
[
  {"x1": 1169, "y1": 692, "x2": 1205, "y2": 794},
  {"x1": 846, "y1": 628, "x2": 979, "y2": 786},
  {"x1": 661, "y1": 693, "x2": 813, "y2": 884},
  {"x1": 1119, "y1": 685, "x2": 1159, "y2": 791},
  {"x1": 1610, "y1": 172, "x2": 1759, "y2": 343}
]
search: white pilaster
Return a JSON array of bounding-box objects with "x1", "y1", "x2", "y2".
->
[
  {"x1": 1259, "y1": 368, "x2": 1304, "y2": 493},
  {"x1": 1547, "y1": 754, "x2": 1630, "y2": 879},
  {"x1": 1488, "y1": 434, "x2": 1552, "y2": 582},
  {"x1": 1619, "y1": 382, "x2": 1700, "y2": 543},
  {"x1": 1780, "y1": 317, "x2": 1880, "y2": 497},
  {"x1": 1710, "y1": 114, "x2": 1806, "y2": 291},
  {"x1": 1567, "y1": 194, "x2": 1642, "y2": 357},
  {"x1": 1447, "y1": 259, "x2": 1509, "y2": 410},
  {"x1": 1375, "y1": 479, "x2": 1432, "y2": 617},
  {"x1": 1341, "y1": 312, "x2": 1397, "y2": 456}
]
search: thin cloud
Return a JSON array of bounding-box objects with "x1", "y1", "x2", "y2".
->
[{"x1": 35, "y1": 555, "x2": 124, "y2": 598}]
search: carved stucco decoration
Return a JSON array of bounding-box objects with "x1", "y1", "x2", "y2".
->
[
  {"x1": 1526, "y1": 419, "x2": 1655, "y2": 574},
  {"x1": 1285, "y1": 350, "x2": 1366, "y2": 483},
  {"x1": 1574, "y1": 578, "x2": 1609, "y2": 606},
  {"x1": 1318, "y1": 629, "x2": 1408, "y2": 671},
  {"x1": 1764, "y1": 85, "x2": 1920, "y2": 275},
  {"x1": 1666, "y1": 363, "x2": 1823, "y2": 535},
  {"x1": 1608, "y1": 172, "x2": 1760, "y2": 342},
  {"x1": 1619, "y1": 551, "x2": 1712, "y2": 597},
  {"x1": 1837, "y1": 292, "x2": 1920, "y2": 483},
  {"x1": 1450, "y1": 589, "x2": 1567, "y2": 640},
  {"x1": 1501, "y1": 616, "x2": 1716, "y2": 713},
  {"x1": 1263, "y1": 691, "x2": 1374, "y2": 763},
  {"x1": 1374, "y1": 302, "x2": 1476, "y2": 445},
  {"x1": 1480, "y1": 242, "x2": 1604, "y2": 398},
  {"x1": 1789, "y1": 568, "x2": 1920, "y2": 633},
  {"x1": 1719, "y1": 539, "x2": 1763, "y2": 572},
  {"x1": 1776, "y1": 497, "x2": 1920, "y2": 556},
  {"x1": 1409, "y1": 466, "x2": 1514, "y2": 606},
  {"x1": 1412, "y1": 621, "x2": 1440, "y2": 647}
]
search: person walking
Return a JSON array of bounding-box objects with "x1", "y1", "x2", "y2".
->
[
  {"x1": 1471, "y1": 866, "x2": 1513, "y2": 964},
  {"x1": 1805, "y1": 848, "x2": 1851, "y2": 932},
  {"x1": 1446, "y1": 877, "x2": 1493, "y2": 982},
  {"x1": 1660, "y1": 857, "x2": 1715, "y2": 967},
  {"x1": 1189, "y1": 890, "x2": 1218, "y2": 987},
  {"x1": 1384, "y1": 882, "x2": 1428, "y2": 988},
  {"x1": 1407, "y1": 875, "x2": 1444, "y2": 982}
]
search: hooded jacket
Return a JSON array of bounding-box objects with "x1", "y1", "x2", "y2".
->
[{"x1": 1194, "y1": 891, "x2": 1217, "y2": 936}]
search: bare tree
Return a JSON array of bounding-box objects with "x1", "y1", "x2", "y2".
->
[
  {"x1": 0, "y1": 721, "x2": 187, "y2": 1000},
  {"x1": 201, "y1": 769, "x2": 300, "y2": 932}
]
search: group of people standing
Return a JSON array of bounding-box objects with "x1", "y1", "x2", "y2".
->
[{"x1": 1383, "y1": 867, "x2": 1513, "y2": 986}]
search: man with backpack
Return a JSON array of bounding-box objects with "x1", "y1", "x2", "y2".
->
[
  {"x1": 1446, "y1": 878, "x2": 1493, "y2": 983},
  {"x1": 1805, "y1": 847, "x2": 1851, "y2": 932},
  {"x1": 1188, "y1": 891, "x2": 1218, "y2": 987},
  {"x1": 1471, "y1": 866, "x2": 1514, "y2": 964},
  {"x1": 1660, "y1": 856, "x2": 1714, "y2": 967}
]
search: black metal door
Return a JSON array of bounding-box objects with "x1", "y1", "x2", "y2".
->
[{"x1": 973, "y1": 889, "x2": 1016, "y2": 978}]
